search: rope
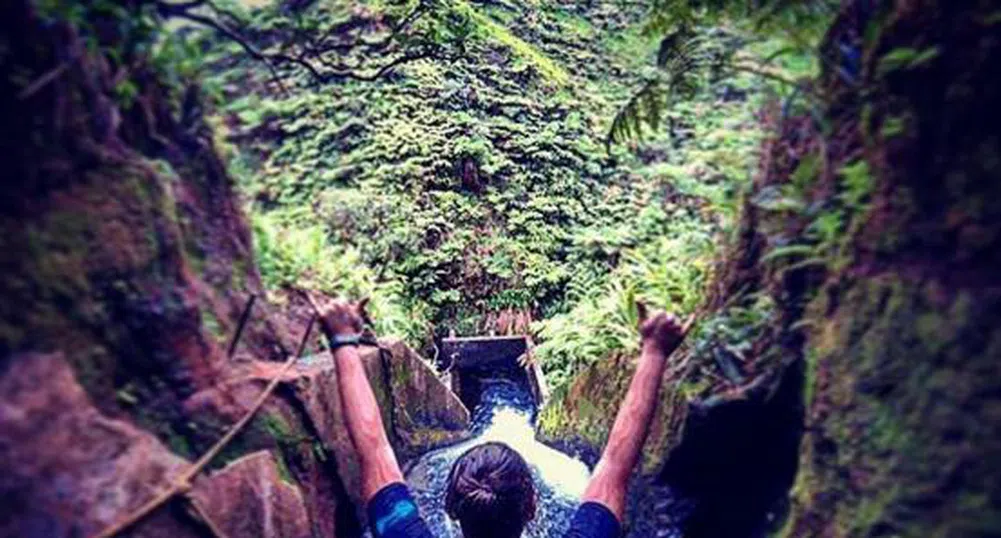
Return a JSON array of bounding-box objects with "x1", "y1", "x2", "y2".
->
[
  {"x1": 186, "y1": 496, "x2": 231, "y2": 538},
  {"x1": 91, "y1": 314, "x2": 317, "y2": 538}
]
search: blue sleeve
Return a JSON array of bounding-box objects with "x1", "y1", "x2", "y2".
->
[
  {"x1": 564, "y1": 502, "x2": 621, "y2": 538},
  {"x1": 366, "y1": 482, "x2": 434, "y2": 538}
]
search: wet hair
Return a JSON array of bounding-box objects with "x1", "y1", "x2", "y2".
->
[{"x1": 445, "y1": 442, "x2": 536, "y2": 538}]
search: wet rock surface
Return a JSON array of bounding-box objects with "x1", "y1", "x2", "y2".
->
[
  {"x1": 0, "y1": 339, "x2": 468, "y2": 538},
  {"x1": 245, "y1": 340, "x2": 471, "y2": 505}
]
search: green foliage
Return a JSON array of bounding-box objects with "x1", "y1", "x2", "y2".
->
[
  {"x1": 458, "y1": 2, "x2": 569, "y2": 85},
  {"x1": 202, "y1": 0, "x2": 767, "y2": 391},
  {"x1": 643, "y1": 0, "x2": 837, "y2": 47},
  {"x1": 204, "y1": 1, "x2": 665, "y2": 333},
  {"x1": 607, "y1": 27, "x2": 737, "y2": 149},
  {"x1": 688, "y1": 291, "x2": 776, "y2": 371},
  {"x1": 533, "y1": 279, "x2": 644, "y2": 391},
  {"x1": 839, "y1": 159, "x2": 873, "y2": 208},
  {"x1": 880, "y1": 116, "x2": 907, "y2": 139},
  {"x1": 252, "y1": 211, "x2": 428, "y2": 341},
  {"x1": 151, "y1": 32, "x2": 206, "y2": 92},
  {"x1": 877, "y1": 46, "x2": 940, "y2": 76},
  {"x1": 534, "y1": 219, "x2": 715, "y2": 389},
  {"x1": 758, "y1": 157, "x2": 877, "y2": 273},
  {"x1": 34, "y1": 0, "x2": 194, "y2": 99},
  {"x1": 609, "y1": 0, "x2": 836, "y2": 149}
]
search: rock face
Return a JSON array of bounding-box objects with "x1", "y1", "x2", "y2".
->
[
  {"x1": 779, "y1": 3, "x2": 1001, "y2": 536},
  {"x1": 201, "y1": 340, "x2": 471, "y2": 511},
  {"x1": 0, "y1": 2, "x2": 470, "y2": 537},
  {"x1": 2, "y1": 352, "x2": 454, "y2": 538},
  {"x1": 0, "y1": 343, "x2": 468, "y2": 538},
  {"x1": 191, "y1": 451, "x2": 313, "y2": 538},
  {"x1": 0, "y1": 0, "x2": 286, "y2": 443},
  {"x1": 0, "y1": 353, "x2": 195, "y2": 538}
]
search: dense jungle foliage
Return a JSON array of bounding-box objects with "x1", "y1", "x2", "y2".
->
[
  {"x1": 23, "y1": 0, "x2": 834, "y2": 391},
  {"x1": 154, "y1": 0, "x2": 829, "y2": 393}
]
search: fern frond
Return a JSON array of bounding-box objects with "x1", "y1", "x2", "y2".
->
[
  {"x1": 606, "y1": 79, "x2": 663, "y2": 152},
  {"x1": 607, "y1": 26, "x2": 735, "y2": 151}
]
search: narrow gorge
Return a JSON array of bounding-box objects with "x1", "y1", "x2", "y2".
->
[{"x1": 1, "y1": 1, "x2": 999, "y2": 538}]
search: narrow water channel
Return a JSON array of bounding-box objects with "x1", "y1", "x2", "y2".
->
[{"x1": 403, "y1": 378, "x2": 591, "y2": 537}]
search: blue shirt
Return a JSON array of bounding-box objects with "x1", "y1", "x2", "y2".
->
[{"x1": 367, "y1": 482, "x2": 621, "y2": 538}]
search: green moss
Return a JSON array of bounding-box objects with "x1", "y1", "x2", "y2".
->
[
  {"x1": 164, "y1": 427, "x2": 196, "y2": 459},
  {"x1": 261, "y1": 413, "x2": 295, "y2": 442},
  {"x1": 460, "y1": 3, "x2": 569, "y2": 86},
  {"x1": 786, "y1": 275, "x2": 1001, "y2": 537},
  {"x1": 272, "y1": 450, "x2": 296, "y2": 485},
  {"x1": 201, "y1": 307, "x2": 225, "y2": 343},
  {"x1": 210, "y1": 416, "x2": 272, "y2": 470}
]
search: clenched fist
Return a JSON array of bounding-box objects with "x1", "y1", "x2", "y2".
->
[
  {"x1": 637, "y1": 303, "x2": 688, "y2": 357},
  {"x1": 317, "y1": 298, "x2": 372, "y2": 338}
]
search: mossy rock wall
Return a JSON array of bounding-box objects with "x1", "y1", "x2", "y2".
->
[
  {"x1": 538, "y1": 352, "x2": 686, "y2": 473},
  {"x1": 781, "y1": 2, "x2": 1001, "y2": 536},
  {"x1": 0, "y1": 0, "x2": 290, "y2": 423},
  {"x1": 540, "y1": 3, "x2": 1001, "y2": 537},
  {"x1": 0, "y1": 3, "x2": 469, "y2": 537}
]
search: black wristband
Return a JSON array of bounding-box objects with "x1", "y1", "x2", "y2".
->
[
  {"x1": 328, "y1": 333, "x2": 364, "y2": 350},
  {"x1": 327, "y1": 333, "x2": 380, "y2": 350}
]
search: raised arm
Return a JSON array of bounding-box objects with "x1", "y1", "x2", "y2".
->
[
  {"x1": 581, "y1": 308, "x2": 687, "y2": 521},
  {"x1": 319, "y1": 300, "x2": 404, "y2": 502}
]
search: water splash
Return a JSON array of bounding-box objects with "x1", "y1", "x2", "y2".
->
[{"x1": 404, "y1": 379, "x2": 590, "y2": 538}]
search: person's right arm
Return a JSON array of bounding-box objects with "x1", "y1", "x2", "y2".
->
[
  {"x1": 318, "y1": 299, "x2": 432, "y2": 538},
  {"x1": 576, "y1": 310, "x2": 687, "y2": 526}
]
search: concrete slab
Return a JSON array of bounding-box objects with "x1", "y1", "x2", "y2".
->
[
  {"x1": 440, "y1": 336, "x2": 534, "y2": 410},
  {"x1": 441, "y1": 336, "x2": 528, "y2": 370}
]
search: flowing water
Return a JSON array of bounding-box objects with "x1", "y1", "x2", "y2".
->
[{"x1": 404, "y1": 378, "x2": 591, "y2": 538}]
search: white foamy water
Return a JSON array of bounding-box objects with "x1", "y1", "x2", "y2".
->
[{"x1": 403, "y1": 379, "x2": 591, "y2": 538}]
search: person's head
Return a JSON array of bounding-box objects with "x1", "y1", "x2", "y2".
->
[{"x1": 445, "y1": 442, "x2": 536, "y2": 538}]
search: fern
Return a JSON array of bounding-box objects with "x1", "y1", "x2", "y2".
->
[
  {"x1": 607, "y1": 27, "x2": 729, "y2": 150},
  {"x1": 457, "y1": 1, "x2": 569, "y2": 85},
  {"x1": 251, "y1": 212, "x2": 428, "y2": 341},
  {"x1": 607, "y1": 0, "x2": 837, "y2": 151}
]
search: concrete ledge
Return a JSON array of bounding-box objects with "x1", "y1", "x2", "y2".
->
[{"x1": 441, "y1": 336, "x2": 543, "y2": 409}]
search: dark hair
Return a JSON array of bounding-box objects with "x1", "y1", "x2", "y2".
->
[{"x1": 445, "y1": 442, "x2": 536, "y2": 538}]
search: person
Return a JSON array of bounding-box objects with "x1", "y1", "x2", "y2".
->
[
  {"x1": 318, "y1": 298, "x2": 687, "y2": 538},
  {"x1": 445, "y1": 442, "x2": 536, "y2": 538}
]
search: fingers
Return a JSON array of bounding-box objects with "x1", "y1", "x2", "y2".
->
[
  {"x1": 636, "y1": 301, "x2": 649, "y2": 324},
  {"x1": 357, "y1": 297, "x2": 374, "y2": 327},
  {"x1": 298, "y1": 291, "x2": 375, "y2": 334}
]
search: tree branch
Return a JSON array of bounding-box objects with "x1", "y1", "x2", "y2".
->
[
  {"x1": 167, "y1": 9, "x2": 290, "y2": 94},
  {"x1": 159, "y1": 0, "x2": 442, "y2": 87},
  {"x1": 162, "y1": 2, "x2": 440, "y2": 86}
]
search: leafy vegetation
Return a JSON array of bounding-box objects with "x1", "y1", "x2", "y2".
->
[
  {"x1": 186, "y1": 0, "x2": 824, "y2": 391},
  {"x1": 252, "y1": 211, "x2": 429, "y2": 340},
  {"x1": 607, "y1": 0, "x2": 836, "y2": 149}
]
